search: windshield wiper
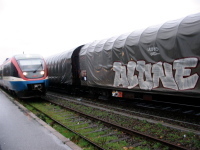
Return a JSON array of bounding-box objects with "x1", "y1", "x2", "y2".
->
[{"x1": 33, "y1": 63, "x2": 43, "y2": 73}]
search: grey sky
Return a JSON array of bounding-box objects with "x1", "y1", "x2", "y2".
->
[{"x1": 0, "y1": 0, "x2": 199, "y2": 64}]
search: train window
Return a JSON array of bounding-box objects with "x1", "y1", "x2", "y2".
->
[
  {"x1": 11, "y1": 62, "x2": 19, "y2": 77},
  {"x1": 18, "y1": 59, "x2": 44, "y2": 71},
  {"x1": 3, "y1": 63, "x2": 11, "y2": 76},
  {"x1": 0, "y1": 68, "x2": 2, "y2": 80}
]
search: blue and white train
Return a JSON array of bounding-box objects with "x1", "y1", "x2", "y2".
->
[{"x1": 0, "y1": 54, "x2": 49, "y2": 98}]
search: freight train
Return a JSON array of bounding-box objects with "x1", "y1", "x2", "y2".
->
[
  {"x1": 0, "y1": 54, "x2": 49, "y2": 98},
  {"x1": 45, "y1": 12, "x2": 200, "y2": 103}
]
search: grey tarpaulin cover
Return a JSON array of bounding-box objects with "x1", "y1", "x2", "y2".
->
[
  {"x1": 46, "y1": 48, "x2": 75, "y2": 85},
  {"x1": 46, "y1": 12, "x2": 200, "y2": 97},
  {"x1": 79, "y1": 12, "x2": 200, "y2": 97}
]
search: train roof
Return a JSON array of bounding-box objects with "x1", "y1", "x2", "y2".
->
[
  {"x1": 0, "y1": 54, "x2": 44, "y2": 66},
  {"x1": 14, "y1": 54, "x2": 43, "y2": 60},
  {"x1": 45, "y1": 48, "x2": 76, "y2": 62},
  {"x1": 79, "y1": 12, "x2": 200, "y2": 63},
  {"x1": 45, "y1": 12, "x2": 200, "y2": 64}
]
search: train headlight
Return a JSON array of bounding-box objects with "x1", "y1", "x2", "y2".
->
[
  {"x1": 40, "y1": 71, "x2": 45, "y2": 75},
  {"x1": 23, "y1": 72, "x2": 28, "y2": 76}
]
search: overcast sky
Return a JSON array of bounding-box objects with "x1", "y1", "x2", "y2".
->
[{"x1": 0, "y1": 0, "x2": 200, "y2": 64}]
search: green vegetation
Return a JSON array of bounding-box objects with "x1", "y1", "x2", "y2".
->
[
  {"x1": 18, "y1": 97, "x2": 200, "y2": 150},
  {"x1": 23, "y1": 101, "x2": 132, "y2": 149},
  {"x1": 52, "y1": 98, "x2": 200, "y2": 149},
  {"x1": 22, "y1": 102, "x2": 96, "y2": 149}
]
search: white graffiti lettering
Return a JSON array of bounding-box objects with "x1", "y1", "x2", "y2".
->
[
  {"x1": 113, "y1": 62, "x2": 129, "y2": 87},
  {"x1": 113, "y1": 57, "x2": 199, "y2": 90},
  {"x1": 147, "y1": 47, "x2": 160, "y2": 56}
]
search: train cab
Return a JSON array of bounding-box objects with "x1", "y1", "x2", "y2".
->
[{"x1": 0, "y1": 54, "x2": 49, "y2": 98}]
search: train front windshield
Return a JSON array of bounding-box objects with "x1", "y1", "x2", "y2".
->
[{"x1": 18, "y1": 59, "x2": 45, "y2": 79}]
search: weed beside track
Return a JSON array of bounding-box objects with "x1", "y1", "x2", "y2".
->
[
  {"x1": 22, "y1": 99, "x2": 173, "y2": 150},
  {"x1": 44, "y1": 94, "x2": 200, "y2": 150}
]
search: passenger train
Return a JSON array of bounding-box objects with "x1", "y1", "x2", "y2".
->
[
  {"x1": 45, "y1": 12, "x2": 200, "y2": 103},
  {"x1": 0, "y1": 54, "x2": 49, "y2": 98}
]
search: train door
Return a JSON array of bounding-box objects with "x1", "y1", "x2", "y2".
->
[{"x1": 71, "y1": 45, "x2": 84, "y2": 86}]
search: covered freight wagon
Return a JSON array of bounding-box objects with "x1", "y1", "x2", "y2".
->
[{"x1": 46, "y1": 12, "x2": 200, "y2": 99}]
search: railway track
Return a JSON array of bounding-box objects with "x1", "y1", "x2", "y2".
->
[
  {"x1": 22, "y1": 100, "x2": 166, "y2": 149},
  {"x1": 125, "y1": 99, "x2": 200, "y2": 120},
  {"x1": 2, "y1": 87, "x2": 200, "y2": 149},
  {"x1": 32, "y1": 92, "x2": 199, "y2": 150},
  {"x1": 47, "y1": 91, "x2": 200, "y2": 132},
  {"x1": 24, "y1": 98, "x2": 185, "y2": 150},
  {"x1": 49, "y1": 87, "x2": 200, "y2": 125}
]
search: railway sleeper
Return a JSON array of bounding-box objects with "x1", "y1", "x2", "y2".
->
[
  {"x1": 126, "y1": 142, "x2": 143, "y2": 148},
  {"x1": 162, "y1": 107, "x2": 171, "y2": 110},
  {"x1": 183, "y1": 110, "x2": 194, "y2": 114},
  {"x1": 195, "y1": 112, "x2": 200, "y2": 116},
  {"x1": 105, "y1": 137, "x2": 129, "y2": 144},
  {"x1": 170, "y1": 108, "x2": 181, "y2": 112},
  {"x1": 68, "y1": 122, "x2": 91, "y2": 127},
  {"x1": 76, "y1": 125, "x2": 98, "y2": 130},
  {"x1": 65, "y1": 116, "x2": 77, "y2": 120},
  {"x1": 62, "y1": 114, "x2": 74, "y2": 117},
  {"x1": 70, "y1": 119, "x2": 91, "y2": 123},
  {"x1": 84, "y1": 128, "x2": 108, "y2": 134},
  {"x1": 98, "y1": 132, "x2": 119, "y2": 138},
  {"x1": 140, "y1": 105, "x2": 155, "y2": 109},
  {"x1": 53, "y1": 109, "x2": 63, "y2": 112},
  {"x1": 75, "y1": 118, "x2": 87, "y2": 122}
]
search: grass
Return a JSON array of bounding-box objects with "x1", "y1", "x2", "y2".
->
[
  {"x1": 24, "y1": 101, "x2": 132, "y2": 149},
  {"x1": 20, "y1": 98, "x2": 200, "y2": 150},
  {"x1": 22, "y1": 101, "x2": 96, "y2": 149}
]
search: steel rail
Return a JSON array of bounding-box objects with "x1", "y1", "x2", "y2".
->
[
  {"x1": 27, "y1": 102, "x2": 106, "y2": 150},
  {"x1": 46, "y1": 92, "x2": 200, "y2": 133},
  {"x1": 45, "y1": 97, "x2": 189, "y2": 150}
]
